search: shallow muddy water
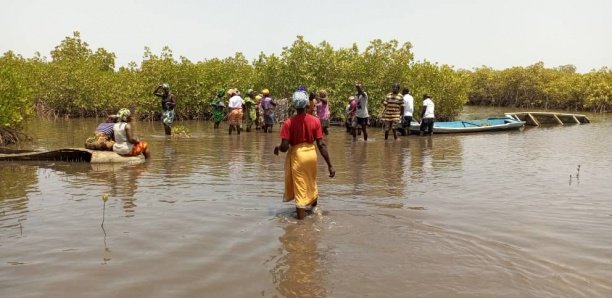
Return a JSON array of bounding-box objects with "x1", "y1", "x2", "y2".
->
[{"x1": 1, "y1": 108, "x2": 611, "y2": 297}]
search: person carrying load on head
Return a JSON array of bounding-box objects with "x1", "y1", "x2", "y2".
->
[
  {"x1": 261, "y1": 88, "x2": 277, "y2": 133},
  {"x1": 227, "y1": 88, "x2": 245, "y2": 135},
  {"x1": 315, "y1": 90, "x2": 331, "y2": 136},
  {"x1": 153, "y1": 83, "x2": 176, "y2": 135}
]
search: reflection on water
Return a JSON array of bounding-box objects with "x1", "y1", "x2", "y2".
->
[
  {"x1": 1, "y1": 110, "x2": 612, "y2": 297},
  {"x1": 273, "y1": 219, "x2": 325, "y2": 298},
  {"x1": 0, "y1": 165, "x2": 37, "y2": 239},
  {"x1": 88, "y1": 163, "x2": 148, "y2": 216}
]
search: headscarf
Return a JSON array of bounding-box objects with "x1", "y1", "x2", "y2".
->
[
  {"x1": 292, "y1": 91, "x2": 309, "y2": 109},
  {"x1": 117, "y1": 108, "x2": 131, "y2": 122},
  {"x1": 262, "y1": 88, "x2": 270, "y2": 96},
  {"x1": 317, "y1": 90, "x2": 327, "y2": 99},
  {"x1": 162, "y1": 83, "x2": 170, "y2": 90},
  {"x1": 217, "y1": 88, "x2": 226, "y2": 97}
]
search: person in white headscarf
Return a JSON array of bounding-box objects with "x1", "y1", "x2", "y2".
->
[
  {"x1": 112, "y1": 108, "x2": 151, "y2": 159},
  {"x1": 274, "y1": 89, "x2": 335, "y2": 220}
]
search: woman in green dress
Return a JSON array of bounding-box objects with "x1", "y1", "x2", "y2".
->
[{"x1": 211, "y1": 88, "x2": 226, "y2": 129}]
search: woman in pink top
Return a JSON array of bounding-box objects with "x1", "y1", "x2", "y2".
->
[{"x1": 315, "y1": 90, "x2": 330, "y2": 135}]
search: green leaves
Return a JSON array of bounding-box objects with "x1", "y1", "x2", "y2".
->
[
  {"x1": 0, "y1": 52, "x2": 33, "y2": 128},
  {"x1": 4, "y1": 32, "x2": 608, "y2": 141},
  {"x1": 468, "y1": 63, "x2": 612, "y2": 112}
]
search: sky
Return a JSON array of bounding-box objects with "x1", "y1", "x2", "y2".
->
[{"x1": 2, "y1": 0, "x2": 611, "y2": 72}]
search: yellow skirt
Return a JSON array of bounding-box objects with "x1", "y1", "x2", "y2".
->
[{"x1": 283, "y1": 142, "x2": 318, "y2": 208}]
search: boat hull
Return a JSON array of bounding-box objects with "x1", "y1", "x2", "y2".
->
[
  {"x1": 0, "y1": 148, "x2": 145, "y2": 164},
  {"x1": 409, "y1": 117, "x2": 526, "y2": 134}
]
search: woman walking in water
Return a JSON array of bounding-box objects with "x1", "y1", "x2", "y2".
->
[{"x1": 274, "y1": 90, "x2": 335, "y2": 220}]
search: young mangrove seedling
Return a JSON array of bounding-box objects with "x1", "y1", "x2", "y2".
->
[{"x1": 101, "y1": 193, "x2": 109, "y2": 228}]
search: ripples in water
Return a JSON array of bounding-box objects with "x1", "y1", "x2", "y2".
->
[{"x1": 1, "y1": 115, "x2": 611, "y2": 297}]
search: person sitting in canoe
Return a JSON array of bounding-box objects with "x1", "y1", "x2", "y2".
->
[
  {"x1": 85, "y1": 115, "x2": 117, "y2": 151},
  {"x1": 113, "y1": 108, "x2": 151, "y2": 159}
]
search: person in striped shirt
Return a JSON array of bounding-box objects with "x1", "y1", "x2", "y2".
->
[{"x1": 381, "y1": 82, "x2": 404, "y2": 140}]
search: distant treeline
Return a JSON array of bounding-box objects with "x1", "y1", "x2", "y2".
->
[
  {"x1": 468, "y1": 63, "x2": 612, "y2": 112},
  {"x1": 1, "y1": 32, "x2": 611, "y2": 145}
]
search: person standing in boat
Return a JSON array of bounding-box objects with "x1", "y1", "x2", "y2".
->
[
  {"x1": 227, "y1": 89, "x2": 245, "y2": 135},
  {"x1": 400, "y1": 88, "x2": 414, "y2": 136},
  {"x1": 113, "y1": 108, "x2": 151, "y2": 159},
  {"x1": 352, "y1": 83, "x2": 369, "y2": 141},
  {"x1": 419, "y1": 94, "x2": 435, "y2": 136},
  {"x1": 381, "y1": 83, "x2": 404, "y2": 140},
  {"x1": 153, "y1": 83, "x2": 176, "y2": 135},
  {"x1": 274, "y1": 90, "x2": 335, "y2": 220}
]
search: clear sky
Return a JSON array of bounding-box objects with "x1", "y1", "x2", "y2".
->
[{"x1": 2, "y1": 0, "x2": 611, "y2": 72}]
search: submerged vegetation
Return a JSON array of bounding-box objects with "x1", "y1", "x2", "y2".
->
[{"x1": 1, "y1": 31, "x2": 610, "y2": 145}]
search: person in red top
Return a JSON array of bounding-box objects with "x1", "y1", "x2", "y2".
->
[{"x1": 274, "y1": 90, "x2": 335, "y2": 220}]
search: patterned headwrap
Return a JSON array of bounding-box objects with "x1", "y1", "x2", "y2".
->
[
  {"x1": 317, "y1": 90, "x2": 327, "y2": 99},
  {"x1": 117, "y1": 108, "x2": 131, "y2": 122},
  {"x1": 217, "y1": 88, "x2": 225, "y2": 97},
  {"x1": 292, "y1": 91, "x2": 309, "y2": 109}
]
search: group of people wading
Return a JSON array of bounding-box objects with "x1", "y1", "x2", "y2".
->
[
  {"x1": 84, "y1": 82, "x2": 435, "y2": 220},
  {"x1": 210, "y1": 88, "x2": 278, "y2": 134}
]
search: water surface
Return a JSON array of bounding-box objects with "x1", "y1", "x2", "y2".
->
[{"x1": 1, "y1": 107, "x2": 611, "y2": 297}]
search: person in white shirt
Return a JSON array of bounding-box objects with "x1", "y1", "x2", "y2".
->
[
  {"x1": 352, "y1": 83, "x2": 369, "y2": 141},
  {"x1": 400, "y1": 88, "x2": 414, "y2": 136},
  {"x1": 419, "y1": 94, "x2": 435, "y2": 136},
  {"x1": 227, "y1": 89, "x2": 245, "y2": 135}
]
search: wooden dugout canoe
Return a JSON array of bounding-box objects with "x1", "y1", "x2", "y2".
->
[{"x1": 0, "y1": 148, "x2": 145, "y2": 164}]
